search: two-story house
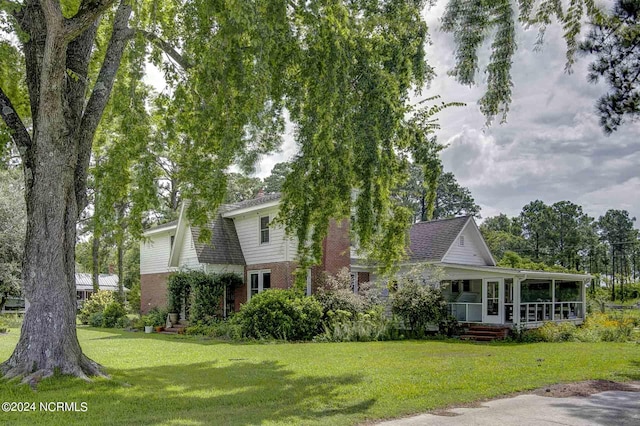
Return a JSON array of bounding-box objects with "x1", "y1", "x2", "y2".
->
[
  {"x1": 140, "y1": 194, "x2": 590, "y2": 328},
  {"x1": 140, "y1": 193, "x2": 355, "y2": 315}
]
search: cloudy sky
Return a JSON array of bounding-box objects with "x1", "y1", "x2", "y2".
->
[{"x1": 254, "y1": 2, "x2": 640, "y2": 225}]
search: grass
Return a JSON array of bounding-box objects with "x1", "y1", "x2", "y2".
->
[{"x1": 0, "y1": 328, "x2": 638, "y2": 425}]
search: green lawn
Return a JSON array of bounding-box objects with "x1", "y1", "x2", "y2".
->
[{"x1": 0, "y1": 328, "x2": 638, "y2": 425}]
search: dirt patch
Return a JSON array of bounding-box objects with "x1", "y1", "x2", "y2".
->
[{"x1": 532, "y1": 380, "x2": 640, "y2": 398}]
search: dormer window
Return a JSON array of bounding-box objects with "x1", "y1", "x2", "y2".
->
[
  {"x1": 260, "y1": 216, "x2": 270, "y2": 244},
  {"x1": 459, "y1": 235, "x2": 465, "y2": 247}
]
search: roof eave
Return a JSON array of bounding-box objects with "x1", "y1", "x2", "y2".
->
[{"x1": 221, "y1": 200, "x2": 280, "y2": 218}]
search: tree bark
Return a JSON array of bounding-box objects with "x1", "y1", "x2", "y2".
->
[{"x1": 1, "y1": 0, "x2": 131, "y2": 384}]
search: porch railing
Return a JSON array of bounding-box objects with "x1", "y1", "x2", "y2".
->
[
  {"x1": 520, "y1": 302, "x2": 584, "y2": 323},
  {"x1": 448, "y1": 303, "x2": 482, "y2": 323}
]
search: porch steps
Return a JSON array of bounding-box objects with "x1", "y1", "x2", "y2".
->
[
  {"x1": 161, "y1": 323, "x2": 188, "y2": 335},
  {"x1": 460, "y1": 325, "x2": 510, "y2": 342}
]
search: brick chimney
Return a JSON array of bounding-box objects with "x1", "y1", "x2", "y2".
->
[
  {"x1": 257, "y1": 188, "x2": 265, "y2": 198},
  {"x1": 108, "y1": 264, "x2": 115, "y2": 275}
]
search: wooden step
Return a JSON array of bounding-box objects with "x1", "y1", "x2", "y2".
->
[
  {"x1": 460, "y1": 335, "x2": 496, "y2": 341},
  {"x1": 460, "y1": 325, "x2": 510, "y2": 341}
]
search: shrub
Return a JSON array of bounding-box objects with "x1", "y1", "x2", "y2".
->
[
  {"x1": 132, "y1": 317, "x2": 146, "y2": 330},
  {"x1": 146, "y1": 307, "x2": 168, "y2": 327},
  {"x1": 115, "y1": 316, "x2": 132, "y2": 329},
  {"x1": 78, "y1": 290, "x2": 115, "y2": 324},
  {"x1": 531, "y1": 321, "x2": 577, "y2": 342},
  {"x1": 316, "y1": 307, "x2": 397, "y2": 342},
  {"x1": 127, "y1": 283, "x2": 141, "y2": 314},
  {"x1": 235, "y1": 290, "x2": 322, "y2": 340},
  {"x1": 391, "y1": 280, "x2": 448, "y2": 337},
  {"x1": 314, "y1": 268, "x2": 378, "y2": 318},
  {"x1": 102, "y1": 301, "x2": 127, "y2": 328},
  {"x1": 0, "y1": 314, "x2": 22, "y2": 329},
  {"x1": 185, "y1": 320, "x2": 243, "y2": 340},
  {"x1": 580, "y1": 311, "x2": 637, "y2": 342},
  {"x1": 88, "y1": 312, "x2": 104, "y2": 328}
]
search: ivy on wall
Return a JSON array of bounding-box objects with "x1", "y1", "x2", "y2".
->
[{"x1": 167, "y1": 271, "x2": 243, "y2": 322}]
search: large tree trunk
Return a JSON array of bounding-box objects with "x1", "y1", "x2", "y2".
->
[
  {"x1": 0, "y1": 0, "x2": 133, "y2": 384},
  {"x1": 1, "y1": 153, "x2": 104, "y2": 383}
]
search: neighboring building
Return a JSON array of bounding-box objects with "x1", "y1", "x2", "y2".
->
[
  {"x1": 75, "y1": 273, "x2": 121, "y2": 308},
  {"x1": 140, "y1": 194, "x2": 351, "y2": 315},
  {"x1": 140, "y1": 195, "x2": 590, "y2": 327},
  {"x1": 7, "y1": 273, "x2": 121, "y2": 313}
]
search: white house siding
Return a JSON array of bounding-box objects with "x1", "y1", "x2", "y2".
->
[
  {"x1": 287, "y1": 237, "x2": 298, "y2": 262},
  {"x1": 178, "y1": 227, "x2": 201, "y2": 269},
  {"x1": 140, "y1": 230, "x2": 175, "y2": 275},
  {"x1": 233, "y1": 206, "x2": 290, "y2": 266},
  {"x1": 442, "y1": 225, "x2": 490, "y2": 266}
]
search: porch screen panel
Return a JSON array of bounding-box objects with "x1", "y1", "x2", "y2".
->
[
  {"x1": 520, "y1": 280, "x2": 552, "y2": 302},
  {"x1": 554, "y1": 281, "x2": 581, "y2": 301}
]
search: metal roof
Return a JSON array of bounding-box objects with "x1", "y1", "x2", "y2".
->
[{"x1": 75, "y1": 273, "x2": 121, "y2": 291}]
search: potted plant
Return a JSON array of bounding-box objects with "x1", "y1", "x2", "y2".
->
[{"x1": 142, "y1": 315, "x2": 153, "y2": 334}]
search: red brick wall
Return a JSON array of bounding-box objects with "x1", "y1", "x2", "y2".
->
[
  {"x1": 140, "y1": 272, "x2": 172, "y2": 314},
  {"x1": 233, "y1": 281, "x2": 246, "y2": 312},
  {"x1": 322, "y1": 219, "x2": 351, "y2": 275},
  {"x1": 240, "y1": 261, "x2": 297, "y2": 307}
]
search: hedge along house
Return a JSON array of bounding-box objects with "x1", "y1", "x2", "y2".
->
[
  {"x1": 140, "y1": 193, "x2": 351, "y2": 316},
  {"x1": 351, "y1": 216, "x2": 591, "y2": 328}
]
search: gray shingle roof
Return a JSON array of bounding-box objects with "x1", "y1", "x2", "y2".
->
[
  {"x1": 408, "y1": 216, "x2": 470, "y2": 262},
  {"x1": 191, "y1": 214, "x2": 246, "y2": 265},
  {"x1": 187, "y1": 194, "x2": 280, "y2": 265},
  {"x1": 223, "y1": 193, "x2": 281, "y2": 213}
]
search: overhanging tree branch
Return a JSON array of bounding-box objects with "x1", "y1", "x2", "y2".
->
[
  {"x1": 75, "y1": 0, "x2": 133, "y2": 213},
  {"x1": 138, "y1": 30, "x2": 193, "y2": 70},
  {"x1": 64, "y1": 0, "x2": 118, "y2": 41},
  {"x1": 0, "y1": 86, "x2": 32, "y2": 156}
]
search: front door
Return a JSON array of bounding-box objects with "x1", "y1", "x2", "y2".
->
[{"x1": 483, "y1": 278, "x2": 503, "y2": 324}]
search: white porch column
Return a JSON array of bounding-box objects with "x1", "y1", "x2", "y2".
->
[
  {"x1": 514, "y1": 278, "x2": 521, "y2": 327},
  {"x1": 551, "y1": 279, "x2": 555, "y2": 321},
  {"x1": 583, "y1": 278, "x2": 589, "y2": 319}
]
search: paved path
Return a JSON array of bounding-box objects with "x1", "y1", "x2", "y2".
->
[{"x1": 377, "y1": 384, "x2": 640, "y2": 425}]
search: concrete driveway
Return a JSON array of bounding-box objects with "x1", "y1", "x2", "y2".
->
[{"x1": 376, "y1": 382, "x2": 640, "y2": 426}]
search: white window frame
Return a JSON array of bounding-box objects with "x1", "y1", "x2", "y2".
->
[
  {"x1": 248, "y1": 269, "x2": 271, "y2": 300},
  {"x1": 259, "y1": 215, "x2": 270, "y2": 245},
  {"x1": 350, "y1": 272, "x2": 359, "y2": 294},
  {"x1": 459, "y1": 235, "x2": 465, "y2": 246}
]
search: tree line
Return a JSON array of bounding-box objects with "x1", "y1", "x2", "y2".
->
[{"x1": 480, "y1": 202, "x2": 639, "y2": 299}]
